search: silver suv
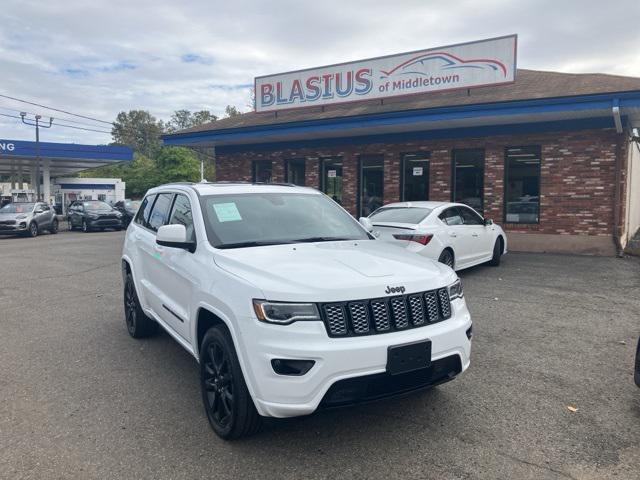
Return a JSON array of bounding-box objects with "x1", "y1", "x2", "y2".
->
[{"x1": 0, "y1": 202, "x2": 59, "y2": 237}]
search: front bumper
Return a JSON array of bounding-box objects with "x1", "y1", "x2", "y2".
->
[
  {"x1": 87, "y1": 218, "x2": 122, "y2": 228},
  {"x1": 0, "y1": 222, "x2": 28, "y2": 233},
  {"x1": 237, "y1": 298, "x2": 472, "y2": 418}
]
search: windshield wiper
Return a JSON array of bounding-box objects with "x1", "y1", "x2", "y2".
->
[
  {"x1": 216, "y1": 240, "x2": 294, "y2": 249},
  {"x1": 292, "y1": 236, "x2": 356, "y2": 243}
]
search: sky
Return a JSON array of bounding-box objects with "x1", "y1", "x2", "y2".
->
[{"x1": 0, "y1": 0, "x2": 639, "y2": 145}]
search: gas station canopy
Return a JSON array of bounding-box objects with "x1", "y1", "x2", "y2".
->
[{"x1": 0, "y1": 139, "x2": 133, "y2": 176}]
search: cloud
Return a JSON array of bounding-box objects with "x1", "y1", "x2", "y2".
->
[
  {"x1": 0, "y1": 0, "x2": 638, "y2": 146},
  {"x1": 181, "y1": 54, "x2": 214, "y2": 65}
]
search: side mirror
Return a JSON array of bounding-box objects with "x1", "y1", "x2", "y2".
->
[
  {"x1": 359, "y1": 217, "x2": 374, "y2": 232},
  {"x1": 156, "y1": 224, "x2": 196, "y2": 253},
  {"x1": 34, "y1": 208, "x2": 44, "y2": 214},
  {"x1": 484, "y1": 218, "x2": 494, "y2": 226}
]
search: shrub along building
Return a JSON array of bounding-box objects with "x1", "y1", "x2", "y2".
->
[{"x1": 164, "y1": 35, "x2": 640, "y2": 255}]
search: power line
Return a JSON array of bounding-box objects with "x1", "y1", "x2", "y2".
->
[
  {"x1": 0, "y1": 105, "x2": 113, "y2": 130},
  {"x1": 0, "y1": 93, "x2": 113, "y2": 125},
  {"x1": 0, "y1": 112, "x2": 111, "y2": 134}
]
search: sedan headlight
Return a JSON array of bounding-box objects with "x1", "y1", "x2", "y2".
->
[
  {"x1": 448, "y1": 279, "x2": 464, "y2": 300},
  {"x1": 253, "y1": 300, "x2": 320, "y2": 325}
]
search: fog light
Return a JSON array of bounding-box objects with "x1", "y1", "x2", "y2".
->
[
  {"x1": 19, "y1": 222, "x2": 26, "y2": 228},
  {"x1": 271, "y1": 358, "x2": 315, "y2": 376},
  {"x1": 466, "y1": 325, "x2": 473, "y2": 340}
]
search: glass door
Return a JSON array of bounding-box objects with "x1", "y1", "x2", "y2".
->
[
  {"x1": 359, "y1": 155, "x2": 384, "y2": 217},
  {"x1": 321, "y1": 157, "x2": 343, "y2": 204},
  {"x1": 401, "y1": 152, "x2": 430, "y2": 201},
  {"x1": 452, "y1": 149, "x2": 484, "y2": 213}
]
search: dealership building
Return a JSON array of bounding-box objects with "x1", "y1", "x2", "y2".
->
[{"x1": 164, "y1": 36, "x2": 640, "y2": 255}]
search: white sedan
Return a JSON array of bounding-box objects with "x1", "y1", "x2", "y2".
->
[{"x1": 360, "y1": 201, "x2": 507, "y2": 271}]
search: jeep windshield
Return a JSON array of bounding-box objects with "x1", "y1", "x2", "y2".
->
[{"x1": 200, "y1": 193, "x2": 370, "y2": 248}]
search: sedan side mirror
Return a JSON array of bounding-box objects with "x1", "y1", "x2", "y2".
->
[
  {"x1": 484, "y1": 218, "x2": 494, "y2": 226},
  {"x1": 359, "y1": 217, "x2": 374, "y2": 232},
  {"x1": 156, "y1": 224, "x2": 196, "y2": 253}
]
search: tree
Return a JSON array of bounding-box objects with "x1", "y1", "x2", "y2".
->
[
  {"x1": 111, "y1": 110, "x2": 164, "y2": 158},
  {"x1": 224, "y1": 105, "x2": 241, "y2": 118},
  {"x1": 155, "y1": 146, "x2": 201, "y2": 183},
  {"x1": 166, "y1": 109, "x2": 217, "y2": 132}
]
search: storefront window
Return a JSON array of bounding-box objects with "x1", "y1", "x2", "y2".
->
[
  {"x1": 452, "y1": 149, "x2": 484, "y2": 213},
  {"x1": 401, "y1": 152, "x2": 430, "y2": 201},
  {"x1": 359, "y1": 155, "x2": 384, "y2": 217},
  {"x1": 321, "y1": 157, "x2": 343, "y2": 204},
  {"x1": 285, "y1": 159, "x2": 305, "y2": 186},
  {"x1": 253, "y1": 160, "x2": 272, "y2": 183},
  {"x1": 504, "y1": 146, "x2": 541, "y2": 223}
]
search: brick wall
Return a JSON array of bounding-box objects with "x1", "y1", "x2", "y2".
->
[{"x1": 215, "y1": 128, "x2": 626, "y2": 237}]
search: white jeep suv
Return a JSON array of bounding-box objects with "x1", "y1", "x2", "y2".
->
[{"x1": 121, "y1": 182, "x2": 472, "y2": 439}]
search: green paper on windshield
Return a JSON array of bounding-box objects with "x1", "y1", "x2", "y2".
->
[{"x1": 213, "y1": 202, "x2": 242, "y2": 222}]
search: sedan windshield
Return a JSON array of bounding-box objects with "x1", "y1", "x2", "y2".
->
[
  {"x1": 0, "y1": 203, "x2": 34, "y2": 213},
  {"x1": 369, "y1": 207, "x2": 432, "y2": 224},
  {"x1": 83, "y1": 201, "x2": 113, "y2": 211},
  {"x1": 200, "y1": 193, "x2": 370, "y2": 248}
]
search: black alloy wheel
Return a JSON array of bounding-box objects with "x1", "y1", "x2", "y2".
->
[
  {"x1": 200, "y1": 326, "x2": 262, "y2": 439},
  {"x1": 28, "y1": 222, "x2": 38, "y2": 238},
  {"x1": 203, "y1": 340, "x2": 235, "y2": 430},
  {"x1": 50, "y1": 219, "x2": 59, "y2": 234},
  {"x1": 438, "y1": 249, "x2": 454, "y2": 268},
  {"x1": 488, "y1": 238, "x2": 502, "y2": 266},
  {"x1": 123, "y1": 273, "x2": 156, "y2": 338},
  {"x1": 82, "y1": 219, "x2": 89, "y2": 233}
]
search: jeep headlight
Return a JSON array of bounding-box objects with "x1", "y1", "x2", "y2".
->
[
  {"x1": 253, "y1": 300, "x2": 320, "y2": 325},
  {"x1": 448, "y1": 279, "x2": 463, "y2": 300},
  {"x1": 87, "y1": 213, "x2": 99, "y2": 219}
]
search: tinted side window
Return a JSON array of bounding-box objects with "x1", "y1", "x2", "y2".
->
[
  {"x1": 168, "y1": 194, "x2": 195, "y2": 242},
  {"x1": 439, "y1": 207, "x2": 463, "y2": 226},
  {"x1": 135, "y1": 194, "x2": 156, "y2": 227},
  {"x1": 459, "y1": 206, "x2": 484, "y2": 226},
  {"x1": 148, "y1": 193, "x2": 174, "y2": 232}
]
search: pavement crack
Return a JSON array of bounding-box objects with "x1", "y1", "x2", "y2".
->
[
  {"x1": 496, "y1": 451, "x2": 578, "y2": 480},
  {"x1": 35, "y1": 261, "x2": 119, "y2": 280}
]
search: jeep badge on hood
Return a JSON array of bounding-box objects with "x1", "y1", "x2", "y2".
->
[{"x1": 385, "y1": 285, "x2": 406, "y2": 294}]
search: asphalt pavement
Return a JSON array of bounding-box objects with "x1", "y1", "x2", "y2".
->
[{"x1": 1, "y1": 228, "x2": 639, "y2": 479}]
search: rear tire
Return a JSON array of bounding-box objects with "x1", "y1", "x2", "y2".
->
[
  {"x1": 50, "y1": 219, "x2": 59, "y2": 234},
  {"x1": 488, "y1": 238, "x2": 503, "y2": 266},
  {"x1": 438, "y1": 249, "x2": 454, "y2": 269},
  {"x1": 200, "y1": 326, "x2": 262, "y2": 440},
  {"x1": 124, "y1": 273, "x2": 157, "y2": 338}
]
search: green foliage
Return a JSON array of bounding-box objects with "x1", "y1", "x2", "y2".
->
[
  {"x1": 224, "y1": 105, "x2": 241, "y2": 117},
  {"x1": 166, "y1": 110, "x2": 217, "y2": 132},
  {"x1": 155, "y1": 147, "x2": 200, "y2": 183},
  {"x1": 111, "y1": 110, "x2": 164, "y2": 158}
]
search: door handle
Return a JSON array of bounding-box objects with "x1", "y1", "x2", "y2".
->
[
  {"x1": 449, "y1": 232, "x2": 457, "y2": 238},
  {"x1": 472, "y1": 233, "x2": 479, "y2": 237}
]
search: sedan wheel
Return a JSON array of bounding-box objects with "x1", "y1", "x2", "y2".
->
[
  {"x1": 438, "y1": 249, "x2": 454, "y2": 268},
  {"x1": 50, "y1": 219, "x2": 59, "y2": 234},
  {"x1": 82, "y1": 220, "x2": 89, "y2": 233}
]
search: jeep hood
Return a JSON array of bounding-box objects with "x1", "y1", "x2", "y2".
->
[{"x1": 213, "y1": 240, "x2": 456, "y2": 302}]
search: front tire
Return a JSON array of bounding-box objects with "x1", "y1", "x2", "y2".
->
[
  {"x1": 200, "y1": 326, "x2": 262, "y2": 440},
  {"x1": 438, "y1": 249, "x2": 454, "y2": 269},
  {"x1": 82, "y1": 219, "x2": 90, "y2": 233},
  {"x1": 488, "y1": 238, "x2": 503, "y2": 266},
  {"x1": 50, "y1": 219, "x2": 59, "y2": 234},
  {"x1": 28, "y1": 222, "x2": 38, "y2": 238},
  {"x1": 123, "y1": 273, "x2": 157, "y2": 338}
]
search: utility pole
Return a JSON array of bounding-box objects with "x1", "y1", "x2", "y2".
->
[{"x1": 20, "y1": 113, "x2": 53, "y2": 201}]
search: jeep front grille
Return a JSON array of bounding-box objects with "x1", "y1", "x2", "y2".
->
[{"x1": 320, "y1": 288, "x2": 452, "y2": 337}]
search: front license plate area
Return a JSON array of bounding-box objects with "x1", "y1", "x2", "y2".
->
[{"x1": 387, "y1": 340, "x2": 432, "y2": 375}]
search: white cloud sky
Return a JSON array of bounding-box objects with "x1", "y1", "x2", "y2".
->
[{"x1": 0, "y1": 0, "x2": 638, "y2": 144}]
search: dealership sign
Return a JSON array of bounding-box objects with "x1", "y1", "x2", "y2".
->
[{"x1": 255, "y1": 35, "x2": 517, "y2": 113}]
